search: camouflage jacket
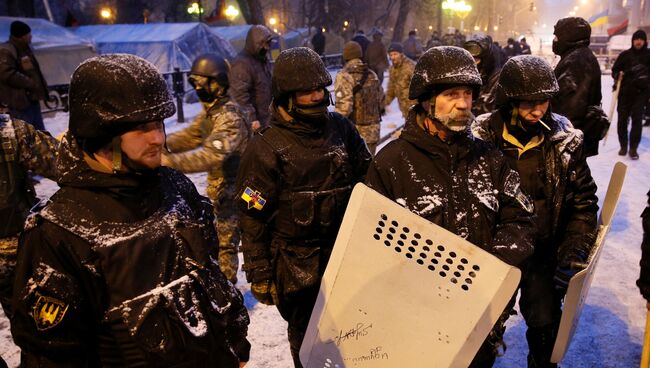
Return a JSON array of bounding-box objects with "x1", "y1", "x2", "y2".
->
[
  {"x1": 165, "y1": 99, "x2": 251, "y2": 202},
  {"x1": 385, "y1": 56, "x2": 417, "y2": 117},
  {"x1": 334, "y1": 59, "x2": 382, "y2": 126},
  {"x1": 0, "y1": 115, "x2": 58, "y2": 180},
  {"x1": 1, "y1": 114, "x2": 58, "y2": 235}
]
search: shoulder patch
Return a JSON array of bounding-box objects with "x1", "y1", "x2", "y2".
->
[
  {"x1": 241, "y1": 187, "x2": 266, "y2": 210},
  {"x1": 33, "y1": 294, "x2": 69, "y2": 331}
]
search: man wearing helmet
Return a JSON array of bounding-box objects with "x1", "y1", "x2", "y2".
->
[
  {"x1": 463, "y1": 34, "x2": 503, "y2": 116},
  {"x1": 365, "y1": 46, "x2": 536, "y2": 366},
  {"x1": 162, "y1": 53, "x2": 251, "y2": 284},
  {"x1": 10, "y1": 54, "x2": 250, "y2": 367},
  {"x1": 472, "y1": 55, "x2": 598, "y2": 368},
  {"x1": 236, "y1": 47, "x2": 371, "y2": 367}
]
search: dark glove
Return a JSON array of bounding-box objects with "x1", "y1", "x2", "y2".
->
[
  {"x1": 554, "y1": 247, "x2": 589, "y2": 292},
  {"x1": 251, "y1": 280, "x2": 278, "y2": 305}
]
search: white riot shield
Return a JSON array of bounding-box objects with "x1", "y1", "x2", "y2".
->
[
  {"x1": 551, "y1": 162, "x2": 627, "y2": 363},
  {"x1": 299, "y1": 184, "x2": 522, "y2": 368}
]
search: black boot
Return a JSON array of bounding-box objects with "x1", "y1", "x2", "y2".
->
[
  {"x1": 526, "y1": 325, "x2": 558, "y2": 368},
  {"x1": 618, "y1": 146, "x2": 628, "y2": 156},
  {"x1": 630, "y1": 148, "x2": 639, "y2": 160}
]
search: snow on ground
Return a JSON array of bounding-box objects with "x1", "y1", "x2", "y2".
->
[{"x1": 1, "y1": 72, "x2": 649, "y2": 367}]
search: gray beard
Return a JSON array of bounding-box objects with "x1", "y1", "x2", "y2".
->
[{"x1": 435, "y1": 110, "x2": 475, "y2": 132}]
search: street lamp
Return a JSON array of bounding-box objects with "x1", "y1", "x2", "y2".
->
[
  {"x1": 187, "y1": 2, "x2": 203, "y2": 16},
  {"x1": 344, "y1": 20, "x2": 349, "y2": 27},
  {"x1": 224, "y1": 5, "x2": 239, "y2": 21},
  {"x1": 100, "y1": 8, "x2": 112, "y2": 19},
  {"x1": 442, "y1": 0, "x2": 472, "y2": 32},
  {"x1": 269, "y1": 17, "x2": 277, "y2": 26}
]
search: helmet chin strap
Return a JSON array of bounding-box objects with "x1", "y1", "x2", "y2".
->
[{"x1": 111, "y1": 136, "x2": 122, "y2": 173}]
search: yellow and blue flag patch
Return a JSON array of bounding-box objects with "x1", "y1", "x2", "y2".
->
[{"x1": 241, "y1": 187, "x2": 267, "y2": 210}]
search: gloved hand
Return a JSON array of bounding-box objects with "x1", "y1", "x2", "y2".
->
[
  {"x1": 251, "y1": 280, "x2": 278, "y2": 305},
  {"x1": 554, "y1": 247, "x2": 589, "y2": 292}
]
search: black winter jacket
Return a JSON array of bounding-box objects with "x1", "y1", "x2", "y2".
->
[
  {"x1": 365, "y1": 109, "x2": 536, "y2": 267},
  {"x1": 0, "y1": 37, "x2": 48, "y2": 110},
  {"x1": 11, "y1": 133, "x2": 250, "y2": 367},
  {"x1": 230, "y1": 27, "x2": 273, "y2": 128},
  {"x1": 552, "y1": 44, "x2": 603, "y2": 156},
  {"x1": 472, "y1": 111, "x2": 599, "y2": 260},
  {"x1": 236, "y1": 107, "x2": 371, "y2": 294},
  {"x1": 612, "y1": 42, "x2": 650, "y2": 98}
]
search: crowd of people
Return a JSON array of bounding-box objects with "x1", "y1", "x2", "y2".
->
[{"x1": 0, "y1": 16, "x2": 649, "y2": 368}]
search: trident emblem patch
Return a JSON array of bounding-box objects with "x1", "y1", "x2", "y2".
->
[{"x1": 33, "y1": 294, "x2": 69, "y2": 331}]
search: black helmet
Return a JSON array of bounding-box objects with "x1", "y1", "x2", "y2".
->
[
  {"x1": 190, "y1": 53, "x2": 229, "y2": 88},
  {"x1": 463, "y1": 34, "x2": 492, "y2": 59},
  {"x1": 272, "y1": 47, "x2": 332, "y2": 100},
  {"x1": 409, "y1": 46, "x2": 482, "y2": 100},
  {"x1": 497, "y1": 55, "x2": 559, "y2": 102},
  {"x1": 69, "y1": 54, "x2": 175, "y2": 144}
]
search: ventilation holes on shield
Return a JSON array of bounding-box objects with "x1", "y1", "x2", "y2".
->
[{"x1": 372, "y1": 214, "x2": 481, "y2": 291}]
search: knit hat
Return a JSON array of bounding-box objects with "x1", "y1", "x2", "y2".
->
[
  {"x1": 633, "y1": 29, "x2": 647, "y2": 42},
  {"x1": 10, "y1": 21, "x2": 31, "y2": 38},
  {"x1": 388, "y1": 42, "x2": 403, "y2": 53},
  {"x1": 343, "y1": 41, "x2": 363, "y2": 62}
]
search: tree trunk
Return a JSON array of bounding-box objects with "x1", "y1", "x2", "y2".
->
[
  {"x1": 392, "y1": 0, "x2": 411, "y2": 42},
  {"x1": 236, "y1": 0, "x2": 264, "y2": 24}
]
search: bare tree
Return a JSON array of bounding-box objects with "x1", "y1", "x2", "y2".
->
[
  {"x1": 374, "y1": 0, "x2": 398, "y2": 27},
  {"x1": 392, "y1": 0, "x2": 411, "y2": 42},
  {"x1": 236, "y1": 0, "x2": 264, "y2": 24}
]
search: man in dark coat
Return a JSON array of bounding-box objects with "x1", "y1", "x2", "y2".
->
[
  {"x1": 10, "y1": 54, "x2": 250, "y2": 367},
  {"x1": 366, "y1": 46, "x2": 536, "y2": 367},
  {"x1": 230, "y1": 25, "x2": 273, "y2": 130},
  {"x1": 311, "y1": 28, "x2": 326, "y2": 55},
  {"x1": 0, "y1": 21, "x2": 48, "y2": 131},
  {"x1": 611, "y1": 29, "x2": 650, "y2": 159},
  {"x1": 236, "y1": 47, "x2": 371, "y2": 368},
  {"x1": 366, "y1": 30, "x2": 389, "y2": 86},
  {"x1": 351, "y1": 30, "x2": 370, "y2": 59},
  {"x1": 552, "y1": 17, "x2": 605, "y2": 157},
  {"x1": 472, "y1": 55, "x2": 599, "y2": 368},
  {"x1": 464, "y1": 34, "x2": 502, "y2": 115},
  {"x1": 403, "y1": 30, "x2": 423, "y2": 60}
]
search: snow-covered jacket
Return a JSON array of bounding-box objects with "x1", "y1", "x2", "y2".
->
[
  {"x1": 230, "y1": 26, "x2": 273, "y2": 128},
  {"x1": 165, "y1": 98, "x2": 251, "y2": 206},
  {"x1": 471, "y1": 111, "x2": 598, "y2": 258},
  {"x1": 552, "y1": 44, "x2": 603, "y2": 156},
  {"x1": 11, "y1": 133, "x2": 250, "y2": 367},
  {"x1": 236, "y1": 107, "x2": 371, "y2": 293},
  {"x1": 365, "y1": 107, "x2": 536, "y2": 267}
]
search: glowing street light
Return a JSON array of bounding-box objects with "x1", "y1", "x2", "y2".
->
[
  {"x1": 442, "y1": 0, "x2": 472, "y2": 31},
  {"x1": 321, "y1": 27, "x2": 326, "y2": 32},
  {"x1": 187, "y1": 2, "x2": 203, "y2": 15},
  {"x1": 224, "y1": 5, "x2": 239, "y2": 20},
  {"x1": 344, "y1": 20, "x2": 349, "y2": 27},
  {"x1": 269, "y1": 17, "x2": 277, "y2": 26},
  {"x1": 100, "y1": 7, "x2": 112, "y2": 19},
  {"x1": 580, "y1": 0, "x2": 588, "y2": 4},
  {"x1": 573, "y1": 5, "x2": 579, "y2": 11}
]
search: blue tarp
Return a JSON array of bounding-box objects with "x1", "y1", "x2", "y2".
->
[
  {"x1": 210, "y1": 25, "x2": 252, "y2": 53},
  {"x1": 0, "y1": 16, "x2": 97, "y2": 86},
  {"x1": 73, "y1": 23, "x2": 235, "y2": 74}
]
